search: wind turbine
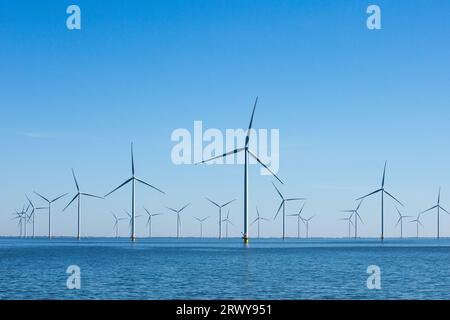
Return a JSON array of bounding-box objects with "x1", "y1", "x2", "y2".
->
[
  {"x1": 112, "y1": 212, "x2": 126, "y2": 238},
  {"x1": 409, "y1": 213, "x2": 423, "y2": 239},
  {"x1": 105, "y1": 143, "x2": 165, "y2": 242},
  {"x1": 395, "y1": 207, "x2": 411, "y2": 239},
  {"x1": 302, "y1": 215, "x2": 315, "y2": 239},
  {"x1": 124, "y1": 210, "x2": 142, "y2": 234},
  {"x1": 288, "y1": 203, "x2": 306, "y2": 239},
  {"x1": 222, "y1": 210, "x2": 234, "y2": 238},
  {"x1": 166, "y1": 203, "x2": 190, "y2": 239},
  {"x1": 340, "y1": 215, "x2": 354, "y2": 239},
  {"x1": 196, "y1": 97, "x2": 283, "y2": 244},
  {"x1": 205, "y1": 198, "x2": 235, "y2": 239},
  {"x1": 251, "y1": 206, "x2": 269, "y2": 239},
  {"x1": 34, "y1": 191, "x2": 67, "y2": 239},
  {"x1": 62, "y1": 169, "x2": 103, "y2": 240},
  {"x1": 12, "y1": 206, "x2": 27, "y2": 237},
  {"x1": 356, "y1": 161, "x2": 404, "y2": 240},
  {"x1": 26, "y1": 195, "x2": 47, "y2": 238},
  {"x1": 193, "y1": 216, "x2": 209, "y2": 238},
  {"x1": 143, "y1": 207, "x2": 163, "y2": 238},
  {"x1": 273, "y1": 182, "x2": 305, "y2": 240},
  {"x1": 341, "y1": 200, "x2": 364, "y2": 239},
  {"x1": 421, "y1": 188, "x2": 449, "y2": 240}
]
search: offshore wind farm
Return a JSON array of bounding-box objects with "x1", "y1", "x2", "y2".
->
[{"x1": 1, "y1": 0, "x2": 450, "y2": 301}]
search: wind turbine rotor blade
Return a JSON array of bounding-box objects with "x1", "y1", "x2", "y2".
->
[
  {"x1": 124, "y1": 210, "x2": 131, "y2": 218},
  {"x1": 62, "y1": 194, "x2": 79, "y2": 212},
  {"x1": 25, "y1": 194, "x2": 34, "y2": 208},
  {"x1": 80, "y1": 193, "x2": 104, "y2": 199},
  {"x1": 71, "y1": 168, "x2": 80, "y2": 192},
  {"x1": 179, "y1": 203, "x2": 190, "y2": 213},
  {"x1": 247, "y1": 97, "x2": 258, "y2": 132},
  {"x1": 166, "y1": 207, "x2": 178, "y2": 213},
  {"x1": 440, "y1": 206, "x2": 450, "y2": 215},
  {"x1": 52, "y1": 193, "x2": 68, "y2": 203},
  {"x1": 222, "y1": 199, "x2": 236, "y2": 208},
  {"x1": 274, "y1": 201, "x2": 283, "y2": 220},
  {"x1": 286, "y1": 198, "x2": 306, "y2": 202},
  {"x1": 131, "y1": 142, "x2": 135, "y2": 176},
  {"x1": 395, "y1": 217, "x2": 402, "y2": 227},
  {"x1": 272, "y1": 182, "x2": 284, "y2": 200},
  {"x1": 135, "y1": 178, "x2": 165, "y2": 194},
  {"x1": 195, "y1": 147, "x2": 245, "y2": 165},
  {"x1": 356, "y1": 188, "x2": 382, "y2": 201},
  {"x1": 421, "y1": 205, "x2": 438, "y2": 214},
  {"x1": 384, "y1": 190, "x2": 404, "y2": 207},
  {"x1": 299, "y1": 203, "x2": 306, "y2": 214},
  {"x1": 205, "y1": 197, "x2": 220, "y2": 208},
  {"x1": 356, "y1": 199, "x2": 363, "y2": 211},
  {"x1": 34, "y1": 191, "x2": 49, "y2": 203},
  {"x1": 382, "y1": 161, "x2": 387, "y2": 188},
  {"x1": 104, "y1": 178, "x2": 133, "y2": 197},
  {"x1": 356, "y1": 213, "x2": 364, "y2": 224},
  {"x1": 250, "y1": 218, "x2": 258, "y2": 225},
  {"x1": 247, "y1": 150, "x2": 284, "y2": 184}
]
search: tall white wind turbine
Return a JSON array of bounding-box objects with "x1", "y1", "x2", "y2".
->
[
  {"x1": 356, "y1": 161, "x2": 403, "y2": 240},
  {"x1": 288, "y1": 203, "x2": 306, "y2": 239},
  {"x1": 105, "y1": 143, "x2": 165, "y2": 242},
  {"x1": 143, "y1": 207, "x2": 163, "y2": 238},
  {"x1": 421, "y1": 188, "x2": 449, "y2": 239},
  {"x1": 273, "y1": 182, "x2": 305, "y2": 240},
  {"x1": 166, "y1": 203, "x2": 190, "y2": 239},
  {"x1": 196, "y1": 97, "x2": 283, "y2": 245},
  {"x1": 251, "y1": 206, "x2": 269, "y2": 239},
  {"x1": 205, "y1": 198, "x2": 235, "y2": 239},
  {"x1": 62, "y1": 169, "x2": 103, "y2": 240},
  {"x1": 34, "y1": 191, "x2": 67, "y2": 239}
]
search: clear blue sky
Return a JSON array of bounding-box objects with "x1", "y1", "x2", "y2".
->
[{"x1": 1, "y1": 0, "x2": 450, "y2": 238}]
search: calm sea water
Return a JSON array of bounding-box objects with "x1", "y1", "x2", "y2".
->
[{"x1": 1, "y1": 237, "x2": 450, "y2": 300}]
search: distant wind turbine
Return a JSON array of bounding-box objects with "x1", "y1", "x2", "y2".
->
[
  {"x1": 124, "y1": 210, "x2": 142, "y2": 234},
  {"x1": 302, "y1": 215, "x2": 315, "y2": 239},
  {"x1": 251, "y1": 206, "x2": 269, "y2": 239},
  {"x1": 409, "y1": 213, "x2": 423, "y2": 239},
  {"x1": 421, "y1": 188, "x2": 449, "y2": 240},
  {"x1": 194, "y1": 216, "x2": 209, "y2": 238},
  {"x1": 143, "y1": 207, "x2": 163, "y2": 238},
  {"x1": 12, "y1": 206, "x2": 27, "y2": 237},
  {"x1": 222, "y1": 210, "x2": 234, "y2": 238},
  {"x1": 26, "y1": 195, "x2": 47, "y2": 238},
  {"x1": 105, "y1": 143, "x2": 165, "y2": 242},
  {"x1": 62, "y1": 169, "x2": 103, "y2": 240},
  {"x1": 112, "y1": 212, "x2": 126, "y2": 238},
  {"x1": 196, "y1": 97, "x2": 283, "y2": 244},
  {"x1": 340, "y1": 215, "x2": 354, "y2": 239},
  {"x1": 205, "y1": 198, "x2": 235, "y2": 239},
  {"x1": 34, "y1": 191, "x2": 67, "y2": 239},
  {"x1": 166, "y1": 203, "x2": 190, "y2": 238},
  {"x1": 356, "y1": 161, "x2": 404, "y2": 240},
  {"x1": 395, "y1": 207, "x2": 411, "y2": 239},
  {"x1": 273, "y1": 182, "x2": 305, "y2": 240},
  {"x1": 341, "y1": 200, "x2": 364, "y2": 239},
  {"x1": 288, "y1": 203, "x2": 306, "y2": 239}
]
